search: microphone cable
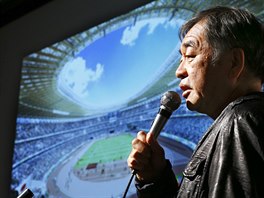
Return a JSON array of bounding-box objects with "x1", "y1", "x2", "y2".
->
[{"x1": 122, "y1": 170, "x2": 136, "y2": 198}]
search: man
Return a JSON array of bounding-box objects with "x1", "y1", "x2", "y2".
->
[{"x1": 127, "y1": 6, "x2": 264, "y2": 197}]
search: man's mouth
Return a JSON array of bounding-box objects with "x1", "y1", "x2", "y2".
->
[{"x1": 179, "y1": 84, "x2": 191, "y2": 99}]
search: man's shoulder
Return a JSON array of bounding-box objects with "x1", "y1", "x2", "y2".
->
[{"x1": 230, "y1": 92, "x2": 264, "y2": 116}]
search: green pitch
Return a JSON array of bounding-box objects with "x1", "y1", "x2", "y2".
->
[{"x1": 74, "y1": 134, "x2": 134, "y2": 169}]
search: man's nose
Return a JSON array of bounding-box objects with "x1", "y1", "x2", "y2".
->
[{"x1": 175, "y1": 61, "x2": 187, "y2": 79}]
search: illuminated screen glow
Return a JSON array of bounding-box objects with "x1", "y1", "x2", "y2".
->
[
  {"x1": 57, "y1": 18, "x2": 183, "y2": 111},
  {"x1": 11, "y1": 0, "x2": 264, "y2": 197}
]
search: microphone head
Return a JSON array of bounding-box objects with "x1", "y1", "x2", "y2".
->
[{"x1": 160, "y1": 91, "x2": 181, "y2": 112}]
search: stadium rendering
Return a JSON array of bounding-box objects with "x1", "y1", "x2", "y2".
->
[{"x1": 11, "y1": 0, "x2": 264, "y2": 197}]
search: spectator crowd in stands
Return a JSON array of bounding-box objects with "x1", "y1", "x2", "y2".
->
[{"x1": 11, "y1": 89, "x2": 213, "y2": 197}]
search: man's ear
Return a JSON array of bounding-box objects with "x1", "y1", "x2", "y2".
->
[{"x1": 229, "y1": 48, "x2": 245, "y2": 81}]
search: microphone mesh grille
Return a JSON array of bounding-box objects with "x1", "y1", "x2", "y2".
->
[{"x1": 160, "y1": 91, "x2": 181, "y2": 112}]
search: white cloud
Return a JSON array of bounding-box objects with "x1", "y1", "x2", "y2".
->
[
  {"x1": 120, "y1": 22, "x2": 146, "y2": 46},
  {"x1": 60, "y1": 57, "x2": 104, "y2": 96},
  {"x1": 120, "y1": 18, "x2": 178, "y2": 46}
]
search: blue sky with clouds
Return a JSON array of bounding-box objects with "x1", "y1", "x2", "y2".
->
[{"x1": 58, "y1": 17, "x2": 183, "y2": 110}]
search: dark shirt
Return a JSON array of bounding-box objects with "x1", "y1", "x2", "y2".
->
[{"x1": 136, "y1": 92, "x2": 264, "y2": 198}]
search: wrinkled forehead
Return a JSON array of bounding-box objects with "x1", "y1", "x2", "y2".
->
[{"x1": 181, "y1": 22, "x2": 209, "y2": 51}]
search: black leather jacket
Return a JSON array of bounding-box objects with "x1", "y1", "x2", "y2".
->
[{"x1": 136, "y1": 92, "x2": 264, "y2": 198}]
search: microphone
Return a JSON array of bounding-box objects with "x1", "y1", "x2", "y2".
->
[
  {"x1": 149, "y1": 91, "x2": 181, "y2": 139},
  {"x1": 123, "y1": 91, "x2": 181, "y2": 198}
]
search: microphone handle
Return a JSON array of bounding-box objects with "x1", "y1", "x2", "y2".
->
[
  {"x1": 123, "y1": 107, "x2": 172, "y2": 198},
  {"x1": 149, "y1": 107, "x2": 172, "y2": 139}
]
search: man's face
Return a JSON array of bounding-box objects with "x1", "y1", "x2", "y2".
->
[{"x1": 176, "y1": 22, "x2": 234, "y2": 118}]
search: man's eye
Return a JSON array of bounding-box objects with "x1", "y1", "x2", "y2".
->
[
  {"x1": 185, "y1": 55, "x2": 195, "y2": 61},
  {"x1": 180, "y1": 58, "x2": 183, "y2": 63}
]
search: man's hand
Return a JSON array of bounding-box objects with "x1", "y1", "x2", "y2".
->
[{"x1": 127, "y1": 131, "x2": 167, "y2": 182}]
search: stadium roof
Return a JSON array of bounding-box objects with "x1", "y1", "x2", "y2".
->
[{"x1": 17, "y1": 0, "x2": 264, "y2": 119}]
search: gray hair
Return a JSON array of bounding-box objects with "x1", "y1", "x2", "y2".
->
[{"x1": 180, "y1": 6, "x2": 264, "y2": 82}]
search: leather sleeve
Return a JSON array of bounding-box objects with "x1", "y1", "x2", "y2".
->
[
  {"x1": 208, "y1": 111, "x2": 264, "y2": 198},
  {"x1": 135, "y1": 160, "x2": 179, "y2": 198}
]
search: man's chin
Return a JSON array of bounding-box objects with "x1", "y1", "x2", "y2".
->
[
  {"x1": 185, "y1": 100, "x2": 196, "y2": 111},
  {"x1": 185, "y1": 100, "x2": 201, "y2": 113}
]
